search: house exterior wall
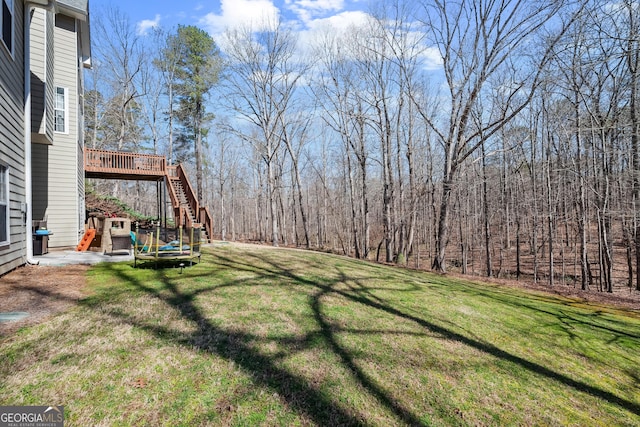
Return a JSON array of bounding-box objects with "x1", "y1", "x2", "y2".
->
[
  {"x1": 0, "y1": 0, "x2": 89, "y2": 275},
  {"x1": 0, "y1": 1, "x2": 27, "y2": 275},
  {"x1": 30, "y1": 8, "x2": 54, "y2": 145},
  {"x1": 31, "y1": 7, "x2": 52, "y2": 227},
  {"x1": 44, "y1": 13, "x2": 81, "y2": 248},
  {"x1": 30, "y1": 8, "x2": 46, "y2": 139},
  {"x1": 75, "y1": 21, "x2": 85, "y2": 240},
  {"x1": 31, "y1": 142, "x2": 48, "y2": 223},
  {"x1": 45, "y1": 10, "x2": 55, "y2": 143}
]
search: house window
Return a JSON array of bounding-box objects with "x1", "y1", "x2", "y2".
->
[
  {"x1": 54, "y1": 87, "x2": 68, "y2": 133},
  {"x1": 1, "y1": 0, "x2": 13, "y2": 54},
  {"x1": 0, "y1": 165, "x2": 9, "y2": 245}
]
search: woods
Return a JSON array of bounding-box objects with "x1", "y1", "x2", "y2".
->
[{"x1": 86, "y1": 0, "x2": 640, "y2": 294}]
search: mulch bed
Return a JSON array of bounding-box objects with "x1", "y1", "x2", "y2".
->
[{"x1": 0, "y1": 264, "x2": 89, "y2": 337}]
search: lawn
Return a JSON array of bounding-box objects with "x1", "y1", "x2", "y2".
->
[{"x1": 1, "y1": 244, "x2": 639, "y2": 426}]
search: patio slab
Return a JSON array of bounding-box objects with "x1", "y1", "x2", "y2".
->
[{"x1": 33, "y1": 249, "x2": 134, "y2": 266}]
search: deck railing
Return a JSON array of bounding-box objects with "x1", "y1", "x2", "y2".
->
[
  {"x1": 175, "y1": 164, "x2": 199, "y2": 224},
  {"x1": 199, "y1": 206, "x2": 214, "y2": 242},
  {"x1": 85, "y1": 150, "x2": 213, "y2": 240},
  {"x1": 84, "y1": 149, "x2": 166, "y2": 177}
]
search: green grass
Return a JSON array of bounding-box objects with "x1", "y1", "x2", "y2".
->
[{"x1": 1, "y1": 244, "x2": 639, "y2": 426}]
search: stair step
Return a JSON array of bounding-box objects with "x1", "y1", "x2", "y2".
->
[{"x1": 167, "y1": 173, "x2": 209, "y2": 240}]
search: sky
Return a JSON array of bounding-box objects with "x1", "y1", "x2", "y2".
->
[
  {"x1": 97, "y1": 0, "x2": 372, "y2": 39},
  {"x1": 95, "y1": 0, "x2": 444, "y2": 74}
]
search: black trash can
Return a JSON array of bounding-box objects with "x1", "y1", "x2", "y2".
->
[{"x1": 33, "y1": 233, "x2": 49, "y2": 255}]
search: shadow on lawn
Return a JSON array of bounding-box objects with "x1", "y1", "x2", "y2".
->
[
  {"x1": 94, "y1": 248, "x2": 640, "y2": 425},
  {"x1": 433, "y1": 278, "x2": 640, "y2": 342}
]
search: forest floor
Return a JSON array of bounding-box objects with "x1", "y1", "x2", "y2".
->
[{"x1": 449, "y1": 270, "x2": 640, "y2": 311}]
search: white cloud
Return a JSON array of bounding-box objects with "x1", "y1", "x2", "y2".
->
[
  {"x1": 305, "y1": 10, "x2": 368, "y2": 32},
  {"x1": 200, "y1": 1, "x2": 443, "y2": 73},
  {"x1": 420, "y1": 46, "x2": 443, "y2": 71},
  {"x1": 297, "y1": 10, "x2": 369, "y2": 51},
  {"x1": 136, "y1": 14, "x2": 161, "y2": 36},
  {"x1": 285, "y1": 0, "x2": 344, "y2": 24},
  {"x1": 292, "y1": 0, "x2": 344, "y2": 9},
  {"x1": 199, "y1": 0, "x2": 280, "y2": 36},
  {"x1": 299, "y1": 12, "x2": 443, "y2": 74}
]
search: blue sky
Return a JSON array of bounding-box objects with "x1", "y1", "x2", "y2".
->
[
  {"x1": 96, "y1": 0, "x2": 444, "y2": 72},
  {"x1": 99, "y1": 0, "x2": 371, "y2": 38}
]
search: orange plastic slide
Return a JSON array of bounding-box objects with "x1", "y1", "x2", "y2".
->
[{"x1": 76, "y1": 229, "x2": 96, "y2": 251}]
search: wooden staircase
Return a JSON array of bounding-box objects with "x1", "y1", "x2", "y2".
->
[
  {"x1": 166, "y1": 165, "x2": 213, "y2": 242},
  {"x1": 170, "y1": 179, "x2": 197, "y2": 228},
  {"x1": 83, "y1": 149, "x2": 213, "y2": 242}
]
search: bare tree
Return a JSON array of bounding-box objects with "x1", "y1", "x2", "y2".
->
[
  {"x1": 312, "y1": 27, "x2": 372, "y2": 258},
  {"x1": 416, "y1": 0, "x2": 575, "y2": 272},
  {"x1": 89, "y1": 6, "x2": 146, "y2": 200},
  {"x1": 278, "y1": 108, "x2": 313, "y2": 248},
  {"x1": 152, "y1": 27, "x2": 183, "y2": 164},
  {"x1": 369, "y1": 1, "x2": 427, "y2": 263},
  {"x1": 92, "y1": 6, "x2": 145, "y2": 151},
  {"x1": 222, "y1": 19, "x2": 305, "y2": 247}
]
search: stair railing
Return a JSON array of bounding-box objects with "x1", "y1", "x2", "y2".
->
[
  {"x1": 199, "y1": 206, "x2": 213, "y2": 242},
  {"x1": 165, "y1": 176, "x2": 180, "y2": 223},
  {"x1": 165, "y1": 164, "x2": 213, "y2": 241},
  {"x1": 175, "y1": 164, "x2": 199, "y2": 224}
]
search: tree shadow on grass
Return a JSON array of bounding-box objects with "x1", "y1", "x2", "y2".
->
[
  {"x1": 438, "y1": 279, "x2": 640, "y2": 342},
  {"x1": 93, "y1": 258, "x2": 374, "y2": 426},
  {"x1": 227, "y1": 250, "x2": 640, "y2": 417},
  {"x1": 91, "y1": 248, "x2": 640, "y2": 425}
]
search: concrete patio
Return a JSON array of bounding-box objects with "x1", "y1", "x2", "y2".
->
[{"x1": 33, "y1": 249, "x2": 134, "y2": 266}]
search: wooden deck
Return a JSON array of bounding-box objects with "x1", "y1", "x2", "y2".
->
[
  {"x1": 84, "y1": 149, "x2": 166, "y2": 181},
  {"x1": 84, "y1": 148, "x2": 213, "y2": 240}
]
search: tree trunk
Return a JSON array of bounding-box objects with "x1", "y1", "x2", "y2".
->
[
  {"x1": 346, "y1": 152, "x2": 361, "y2": 258},
  {"x1": 220, "y1": 181, "x2": 226, "y2": 241},
  {"x1": 195, "y1": 102, "x2": 204, "y2": 205},
  {"x1": 482, "y1": 141, "x2": 492, "y2": 277},
  {"x1": 433, "y1": 176, "x2": 453, "y2": 272},
  {"x1": 545, "y1": 144, "x2": 554, "y2": 287},
  {"x1": 360, "y1": 156, "x2": 370, "y2": 259},
  {"x1": 268, "y1": 160, "x2": 279, "y2": 246}
]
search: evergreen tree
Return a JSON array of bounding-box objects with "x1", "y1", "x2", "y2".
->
[{"x1": 167, "y1": 25, "x2": 222, "y2": 204}]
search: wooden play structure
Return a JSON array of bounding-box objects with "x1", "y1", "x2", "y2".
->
[
  {"x1": 133, "y1": 222, "x2": 202, "y2": 267},
  {"x1": 84, "y1": 149, "x2": 213, "y2": 242},
  {"x1": 80, "y1": 149, "x2": 213, "y2": 265},
  {"x1": 77, "y1": 216, "x2": 133, "y2": 254}
]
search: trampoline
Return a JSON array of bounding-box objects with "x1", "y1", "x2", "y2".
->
[{"x1": 133, "y1": 223, "x2": 202, "y2": 267}]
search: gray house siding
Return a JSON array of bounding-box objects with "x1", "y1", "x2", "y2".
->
[
  {"x1": 45, "y1": 10, "x2": 54, "y2": 143},
  {"x1": 31, "y1": 7, "x2": 54, "y2": 236},
  {"x1": 41, "y1": 13, "x2": 80, "y2": 248},
  {"x1": 31, "y1": 143, "x2": 47, "y2": 222},
  {"x1": 0, "y1": 1, "x2": 27, "y2": 275},
  {"x1": 0, "y1": 1, "x2": 90, "y2": 275},
  {"x1": 30, "y1": 8, "x2": 46, "y2": 140},
  {"x1": 30, "y1": 2, "x2": 90, "y2": 250},
  {"x1": 30, "y1": 8, "x2": 55, "y2": 145},
  {"x1": 75, "y1": 24, "x2": 85, "y2": 235}
]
